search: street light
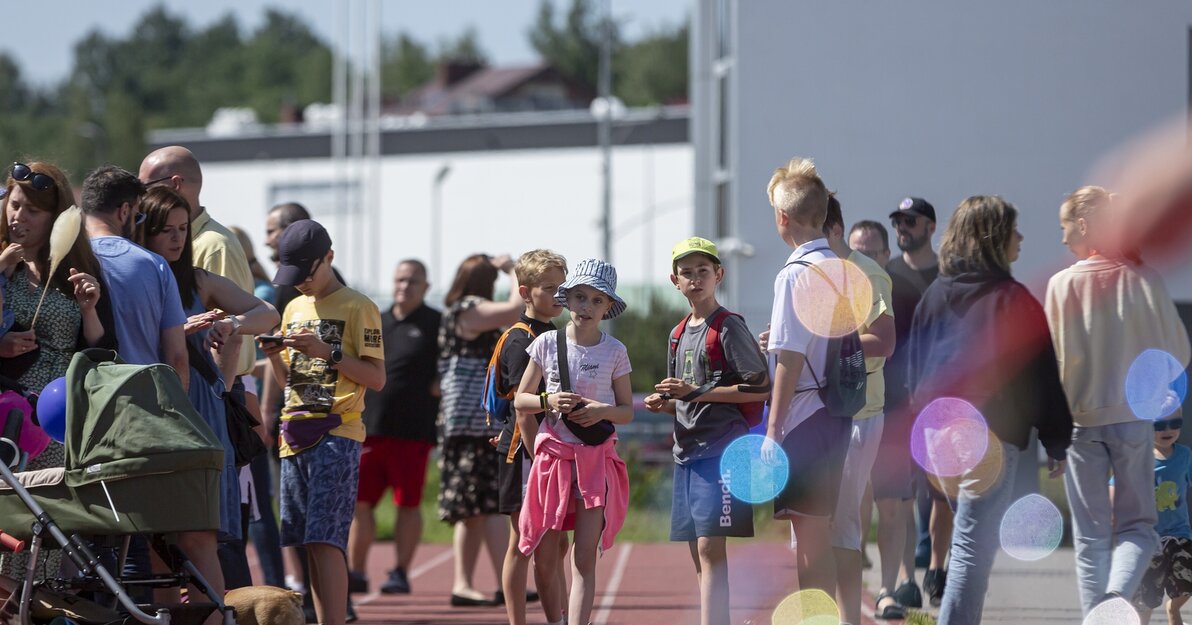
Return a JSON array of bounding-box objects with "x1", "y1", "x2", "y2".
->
[{"x1": 431, "y1": 163, "x2": 452, "y2": 287}]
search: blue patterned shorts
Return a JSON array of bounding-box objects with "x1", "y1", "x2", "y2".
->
[{"x1": 280, "y1": 435, "x2": 362, "y2": 553}]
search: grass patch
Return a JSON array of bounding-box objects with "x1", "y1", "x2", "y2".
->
[{"x1": 904, "y1": 610, "x2": 937, "y2": 625}]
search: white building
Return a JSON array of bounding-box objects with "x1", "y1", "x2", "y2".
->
[{"x1": 692, "y1": 0, "x2": 1192, "y2": 332}]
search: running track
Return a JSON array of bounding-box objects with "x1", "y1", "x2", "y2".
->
[{"x1": 254, "y1": 542, "x2": 891, "y2": 624}]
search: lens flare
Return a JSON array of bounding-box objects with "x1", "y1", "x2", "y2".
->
[
  {"x1": 1126, "y1": 349, "x2": 1188, "y2": 420},
  {"x1": 790, "y1": 257, "x2": 872, "y2": 338},
  {"x1": 771, "y1": 589, "x2": 838, "y2": 625},
  {"x1": 928, "y1": 429, "x2": 1005, "y2": 499},
  {"x1": 720, "y1": 434, "x2": 789, "y2": 504},
  {"x1": 911, "y1": 398, "x2": 990, "y2": 478},
  {"x1": 1082, "y1": 596, "x2": 1140, "y2": 625},
  {"x1": 1000, "y1": 494, "x2": 1064, "y2": 561}
]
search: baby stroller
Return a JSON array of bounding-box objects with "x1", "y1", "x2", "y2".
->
[{"x1": 0, "y1": 349, "x2": 233, "y2": 625}]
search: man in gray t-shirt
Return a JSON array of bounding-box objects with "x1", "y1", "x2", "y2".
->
[{"x1": 671, "y1": 311, "x2": 769, "y2": 464}]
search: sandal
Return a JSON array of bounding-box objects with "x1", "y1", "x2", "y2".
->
[{"x1": 874, "y1": 591, "x2": 906, "y2": 620}]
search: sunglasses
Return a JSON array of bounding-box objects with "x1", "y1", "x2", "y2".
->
[
  {"x1": 143, "y1": 175, "x2": 174, "y2": 188},
  {"x1": 892, "y1": 214, "x2": 919, "y2": 228},
  {"x1": 1155, "y1": 418, "x2": 1184, "y2": 432},
  {"x1": 11, "y1": 163, "x2": 54, "y2": 192}
]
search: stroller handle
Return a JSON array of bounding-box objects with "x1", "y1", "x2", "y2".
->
[
  {"x1": 0, "y1": 528, "x2": 23, "y2": 553},
  {"x1": 1, "y1": 406, "x2": 22, "y2": 469}
]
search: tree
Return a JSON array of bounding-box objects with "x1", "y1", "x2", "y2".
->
[
  {"x1": 615, "y1": 23, "x2": 688, "y2": 106},
  {"x1": 527, "y1": 0, "x2": 619, "y2": 93},
  {"x1": 381, "y1": 33, "x2": 435, "y2": 99},
  {"x1": 438, "y1": 26, "x2": 488, "y2": 65}
]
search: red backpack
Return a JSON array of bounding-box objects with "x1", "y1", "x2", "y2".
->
[{"x1": 668, "y1": 308, "x2": 767, "y2": 427}]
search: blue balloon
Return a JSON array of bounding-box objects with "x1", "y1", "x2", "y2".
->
[{"x1": 36, "y1": 377, "x2": 68, "y2": 444}]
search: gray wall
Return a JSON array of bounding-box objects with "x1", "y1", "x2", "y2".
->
[{"x1": 698, "y1": 1, "x2": 1192, "y2": 330}]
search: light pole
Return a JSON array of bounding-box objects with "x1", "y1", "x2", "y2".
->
[{"x1": 431, "y1": 164, "x2": 452, "y2": 288}]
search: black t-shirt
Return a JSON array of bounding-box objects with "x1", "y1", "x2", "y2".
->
[
  {"x1": 883, "y1": 262, "x2": 935, "y2": 409},
  {"x1": 361, "y1": 304, "x2": 443, "y2": 442},
  {"x1": 885, "y1": 256, "x2": 939, "y2": 295},
  {"x1": 494, "y1": 314, "x2": 556, "y2": 454}
]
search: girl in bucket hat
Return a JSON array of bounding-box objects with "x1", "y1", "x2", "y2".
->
[{"x1": 512, "y1": 258, "x2": 633, "y2": 625}]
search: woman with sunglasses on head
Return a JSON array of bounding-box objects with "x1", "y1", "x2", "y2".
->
[
  {"x1": 134, "y1": 186, "x2": 278, "y2": 604},
  {"x1": 0, "y1": 161, "x2": 117, "y2": 579},
  {"x1": 905, "y1": 196, "x2": 1074, "y2": 625}
]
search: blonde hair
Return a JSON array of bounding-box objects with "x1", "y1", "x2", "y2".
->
[
  {"x1": 515, "y1": 249, "x2": 568, "y2": 287},
  {"x1": 767, "y1": 157, "x2": 828, "y2": 227},
  {"x1": 939, "y1": 195, "x2": 1018, "y2": 276},
  {"x1": 1060, "y1": 185, "x2": 1111, "y2": 222}
]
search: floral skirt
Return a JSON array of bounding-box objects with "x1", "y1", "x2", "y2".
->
[{"x1": 437, "y1": 436, "x2": 500, "y2": 523}]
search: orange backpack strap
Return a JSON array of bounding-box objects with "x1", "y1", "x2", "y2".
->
[
  {"x1": 491, "y1": 321, "x2": 536, "y2": 461},
  {"x1": 484, "y1": 321, "x2": 534, "y2": 427}
]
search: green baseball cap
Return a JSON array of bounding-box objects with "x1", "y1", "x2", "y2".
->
[{"x1": 671, "y1": 237, "x2": 720, "y2": 265}]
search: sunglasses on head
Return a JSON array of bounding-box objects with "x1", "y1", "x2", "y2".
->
[
  {"x1": 143, "y1": 175, "x2": 173, "y2": 188},
  {"x1": 11, "y1": 163, "x2": 54, "y2": 192},
  {"x1": 892, "y1": 214, "x2": 919, "y2": 228},
  {"x1": 1155, "y1": 418, "x2": 1184, "y2": 432}
]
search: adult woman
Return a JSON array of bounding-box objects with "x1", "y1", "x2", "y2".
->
[
  {"x1": 136, "y1": 187, "x2": 279, "y2": 604},
  {"x1": 437, "y1": 253, "x2": 524, "y2": 606},
  {"x1": 906, "y1": 196, "x2": 1073, "y2": 625},
  {"x1": 0, "y1": 161, "x2": 114, "y2": 577}
]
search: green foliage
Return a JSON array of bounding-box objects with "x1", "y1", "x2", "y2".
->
[
  {"x1": 528, "y1": 0, "x2": 618, "y2": 93},
  {"x1": 615, "y1": 23, "x2": 689, "y2": 107},
  {"x1": 437, "y1": 27, "x2": 488, "y2": 65},
  {"x1": 382, "y1": 34, "x2": 435, "y2": 99},
  {"x1": 613, "y1": 295, "x2": 689, "y2": 391}
]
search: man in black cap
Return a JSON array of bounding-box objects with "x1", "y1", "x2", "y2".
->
[
  {"x1": 259, "y1": 219, "x2": 385, "y2": 625},
  {"x1": 884, "y1": 196, "x2": 948, "y2": 609}
]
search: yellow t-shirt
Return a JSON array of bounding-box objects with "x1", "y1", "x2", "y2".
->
[
  {"x1": 849, "y1": 250, "x2": 893, "y2": 420},
  {"x1": 279, "y1": 286, "x2": 384, "y2": 457},
  {"x1": 191, "y1": 209, "x2": 258, "y2": 377}
]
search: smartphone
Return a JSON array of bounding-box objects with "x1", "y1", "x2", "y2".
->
[{"x1": 258, "y1": 335, "x2": 285, "y2": 345}]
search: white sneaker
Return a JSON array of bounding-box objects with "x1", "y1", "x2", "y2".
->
[{"x1": 285, "y1": 574, "x2": 306, "y2": 594}]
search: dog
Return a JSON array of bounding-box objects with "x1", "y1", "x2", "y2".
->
[{"x1": 223, "y1": 586, "x2": 304, "y2": 625}]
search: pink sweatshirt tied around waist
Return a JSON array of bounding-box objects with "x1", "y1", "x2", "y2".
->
[{"x1": 517, "y1": 429, "x2": 630, "y2": 556}]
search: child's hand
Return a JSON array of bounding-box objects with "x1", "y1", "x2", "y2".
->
[
  {"x1": 643, "y1": 393, "x2": 668, "y2": 412},
  {"x1": 1047, "y1": 457, "x2": 1065, "y2": 479},
  {"x1": 257, "y1": 335, "x2": 287, "y2": 358},
  {"x1": 488, "y1": 436, "x2": 500, "y2": 449},
  {"x1": 655, "y1": 377, "x2": 696, "y2": 401},
  {"x1": 0, "y1": 243, "x2": 24, "y2": 272},
  {"x1": 761, "y1": 433, "x2": 783, "y2": 466},
  {"x1": 567, "y1": 400, "x2": 605, "y2": 427},
  {"x1": 285, "y1": 330, "x2": 332, "y2": 360},
  {"x1": 67, "y1": 269, "x2": 101, "y2": 312},
  {"x1": 549, "y1": 391, "x2": 584, "y2": 414},
  {"x1": 758, "y1": 324, "x2": 771, "y2": 352}
]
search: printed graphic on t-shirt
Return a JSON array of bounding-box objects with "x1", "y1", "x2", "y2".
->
[
  {"x1": 286, "y1": 317, "x2": 345, "y2": 414},
  {"x1": 1158, "y1": 480, "x2": 1180, "y2": 512}
]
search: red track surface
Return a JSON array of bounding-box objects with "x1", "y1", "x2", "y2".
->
[{"x1": 253, "y1": 542, "x2": 886, "y2": 624}]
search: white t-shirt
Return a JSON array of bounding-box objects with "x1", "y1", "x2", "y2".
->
[
  {"x1": 527, "y1": 329, "x2": 633, "y2": 444},
  {"x1": 768, "y1": 239, "x2": 834, "y2": 434}
]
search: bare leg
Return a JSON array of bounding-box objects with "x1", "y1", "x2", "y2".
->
[
  {"x1": 792, "y1": 516, "x2": 836, "y2": 595},
  {"x1": 875, "y1": 497, "x2": 907, "y2": 610},
  {"x1": 307, "y1": 543, "x2": 347, "y2": 625},
  {"x1": 860, "y1": 482, "x2": 874, "y2": 567},
  {"x1": 694, "y1": 537, "x2": 730, "y2": 625},
  {"x1": 451, "y1": 518, "x2": 485, "y2": 599},
  {"x1": 555, "y1": 533, "x2": 569, "y2": 620},
  {"x1": 482, "y1": 514, "x2": 510, "y2": 587},
  {"x1": 347, "y1": 502, "x2": 374, "y2": 575},
  {"x1": 569, "y1": 503, "x2": 605, "y2": 625},
  {"x1": 503, "y1": 518, "x2": 531, "y2": 625},
  {"x1": 929, "y1": 501, "x2": 952, "y2": 569},
  {"x1": 901, "y1": 499, "x2": 917, "y2": 584},
  {"x1": 1168, "y1": 594, "x2": 1189, "y2": 625},
  {"x1": 534, "y1": 529, "x2": 565, "y2": 624},
  {"x1": 284, "y1": 547, "x2": 306, "y2": 590},
  {"x1": 834, "y1": 546, "x2": 863, "y2": 625},
  {"x1": 395, "y1": 505, "x2": 423, "y2": 570}
]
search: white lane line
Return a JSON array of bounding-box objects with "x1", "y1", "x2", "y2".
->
[
  {"x1": 592, "y1": 543, "x2": 634, "y2": 625},
  {"x1": 356, "y1": 548, "x2": 453, "y2": 606}
]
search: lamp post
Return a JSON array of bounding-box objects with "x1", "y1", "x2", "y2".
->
[{"x1": 431, "y1": 164, "x2": 452, "y2": 287}]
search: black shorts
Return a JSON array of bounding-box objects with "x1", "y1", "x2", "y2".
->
[
  {"x1": 497, "y1": 448, "x2": 531, "y2": 515},
  {"x1": 872, "y1": 401, "x2": 915, "y2": 500},
  {"x1": 773, "y1": 408, "x2": 852, "y2": 519},
  {"x1": 1135, "y1": 536, "x2": 1192, "y2": 609},
  {"x1": 670, "y1": 456, "x2": 754, "y2": 541}
]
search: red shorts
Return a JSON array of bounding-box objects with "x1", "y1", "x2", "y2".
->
[{"x1": 357, "y1": 436, "x2": 434, "y2": 508}]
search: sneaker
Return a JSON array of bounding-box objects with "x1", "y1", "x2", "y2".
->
[
  {"x1": 893, "y1": 580, "x2": 922, "y2": 609},
  {"x1": 286, "y1": 574, "x2": 307, "y2": 594},
  {"x1": 380, "y1": 568, "x2": 410, "y2": 594},
  {"x1": 347, "y1": 570, "x2": 369, "y2": 594},
  {"x1": 923, "y1": 568, "x2": 946, "y2": 607}
]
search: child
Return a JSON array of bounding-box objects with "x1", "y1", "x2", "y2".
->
[
  {"x1": 494, "y1": 249, "x2": 569, "y2": 625},
  {"x1": 513, "y1": 258, "x2": 633, "y2": 625},
  {"x1": 645, "y1": 237, "x2": 770, "y2": 625},
  {"x1": 1133, "y1": 405, "x2": 1192, "y2": 625},
  {"x1": 259, "y1": 220, "x2": 385, "y2": 625}
]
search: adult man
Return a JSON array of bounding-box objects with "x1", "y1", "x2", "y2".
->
[
  {"x1": 347, "y1": 260, "x2": 441, "y2": 595},
  {"x1": 848, "y1": 219, "x2": 922, "y2": 618},
  {"x1": 140, "y1": 145, "x2": 258, "y2": 590},
  {"x1": 885, "y1": 197, "x2": 947, "y2": 608}
]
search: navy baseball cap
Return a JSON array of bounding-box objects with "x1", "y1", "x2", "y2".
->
[
  {"x1": 889, "y1": 197, "x2": 937, "y2": 223},
  {"x1": 272, "y1": 219, "x2": 331, "y2": 286}
]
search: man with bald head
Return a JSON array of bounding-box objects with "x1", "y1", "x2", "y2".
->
[{"x1": 140, "y1": 145, "x2": 258, "y2": 589}]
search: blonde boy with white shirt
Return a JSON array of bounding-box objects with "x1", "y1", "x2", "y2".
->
[
  {"x1": 763, "y1": 157, "x2": 853, "y2": 603},
  {"x1": 1046, "y1": 185, "x2": 1191, "y2": 617}
]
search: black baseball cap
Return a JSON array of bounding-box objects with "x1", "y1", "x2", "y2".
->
[
  {"x1": 889, "y1": 197, "x2": 936, "y2": 223},
  {"x1": 272, "y1": 219, "x2": 332, "y2": 286}
]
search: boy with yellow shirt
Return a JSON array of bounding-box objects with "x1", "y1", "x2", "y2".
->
[{"x1": 261, "y1": 219, "x2": 385, "y2": 625}]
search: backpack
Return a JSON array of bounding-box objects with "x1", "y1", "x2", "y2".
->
[
  {"x1": 668, "y1": 308, "x2": 767, "y2": 427},
  {"x1": 787, "y1": 259, "x2": 868, "y2": 419},
  {"x1": 481, "y1": 322, "x2": 537, "y2": 462}
]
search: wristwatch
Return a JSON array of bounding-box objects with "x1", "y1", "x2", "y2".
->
[{"x1": 329, "y1": 342, "x2": 344, "y2": 365}]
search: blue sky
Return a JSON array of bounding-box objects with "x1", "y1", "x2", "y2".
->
[{"x1": 2, "y1": 0, "x2": 691, "y2": 87}]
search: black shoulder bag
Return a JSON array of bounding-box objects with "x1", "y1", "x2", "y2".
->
[
  {"x1": 188, "y1": 340, "x2": 267, "y2": 467},
  {"x1": 555, "y1": 329, "x2": 615, "y2": 446}
]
